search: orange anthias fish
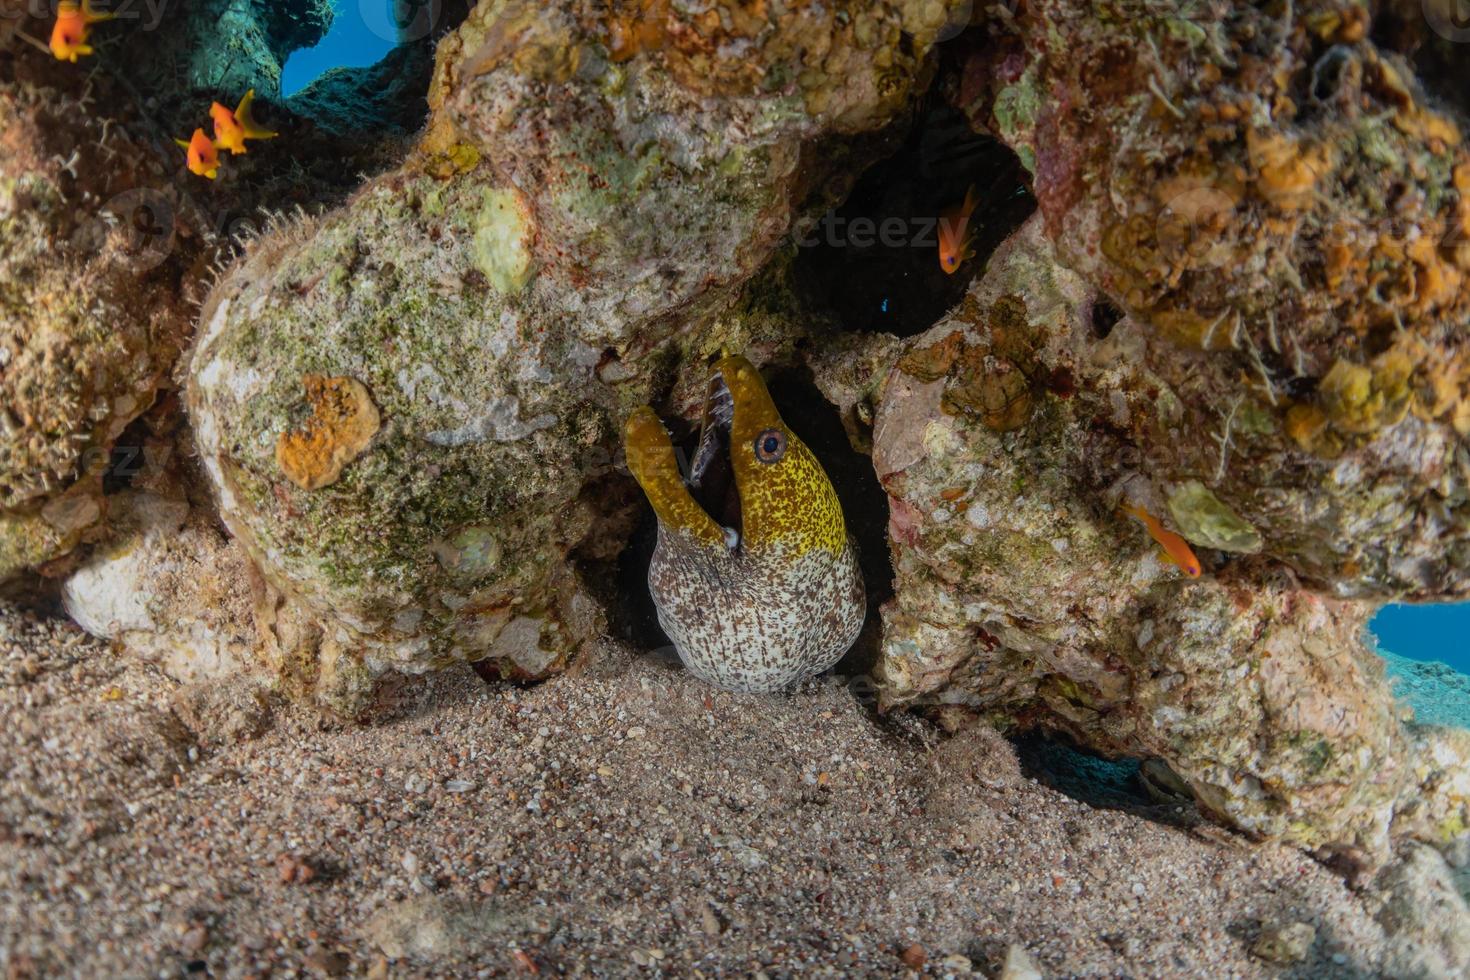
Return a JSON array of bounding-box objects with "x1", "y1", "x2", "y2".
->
[
  {"x1": 1123, "y1": 504, "x2": 1203, "y2": 578},
  {"x1": 210, "y1": 89, "x2": 278, "y2": 155},
  {"x1": 176, "y1": 128, "x2": 221, "y2": 180},
  {"x1": 49, "y1": 0, "x2": 114, "y2": 63},
  {"x1": 937, "y1": 184, "x2": 979, "y2": 275}
]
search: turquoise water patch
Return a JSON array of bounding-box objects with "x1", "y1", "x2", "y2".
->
[
  {"x1": 1370, "y1": 603, "x2": 1468, "y2": 728},
  {"x1": 1370, "y1": 602, "x2": 1470, "y2": 675},
  {"x1": 1012, "y1": 732, "x2": 1150, "y2": 810},
  {"x1": 1380, "y1": 649, "x2": 1470, "y2": 729},
  {"x1": 281, "y1": 0, "x2": 399, "y2": 97}
]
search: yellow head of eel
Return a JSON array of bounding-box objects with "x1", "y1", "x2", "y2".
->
[{"x1": 624, "y1": 355, "x2": 864, "y2": 693}]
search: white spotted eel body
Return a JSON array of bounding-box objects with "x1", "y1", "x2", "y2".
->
[{"x1": 625, "y1": 355, "x2": 864, "y2": 693}]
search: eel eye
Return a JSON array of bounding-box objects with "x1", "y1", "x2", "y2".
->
[{"x1": 753, "y1": 428, "x2": 786, "y2": 465}]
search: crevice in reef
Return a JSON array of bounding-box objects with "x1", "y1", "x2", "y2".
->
[
  {"x1": 101, "y1": 415, "x2": 152, "y2": 495},
  {"x1": 74, "y1": 0, "x2": 473, "y2": 222},
  {"x1": 792, "y1": 94, "x2": 1035, "y2": 338},
  {"x1": 1013, "y1": 732, "x2": 1196, "y2": 825},
  {"x1": 605, "y1": 365, "x2": 895, "y2": 676},
  {"x1": 1370, "y1": 0, "x2": 1470, "y2": 120}
]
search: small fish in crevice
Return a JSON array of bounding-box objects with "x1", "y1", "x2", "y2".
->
[
  {"x1": 937, "y1": 183, "x2": 979, "y2": 275},
  {"x1": 176, "y1": 91, "x2": 278, "y2": 180},
  {"x1": 175, "y1": 128, "x2": 221, "y2": 180},
  {"x1": 1123, "y1": 504, "x2": 1203, "y2": 578}
]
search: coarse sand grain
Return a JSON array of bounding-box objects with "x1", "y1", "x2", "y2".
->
[{"x1": 0, "y1": 602, "x2": 1398, "y2": 977}]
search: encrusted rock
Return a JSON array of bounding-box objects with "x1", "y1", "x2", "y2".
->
[
  {"x1": 957, "y1": 0, "x2": 1470, "y2": 599},
  {"x1": 1374, "y1": 844, "x2": 1470, "y2": 977},
  {"x1": 364, "y1": 895, "x2": 554, "y2": 961},
  {"x1": 1251, "y1": 921, "x2": 1316, "y2": 965},
  {"x1": 832, "y1": 216, "x2": 1467, "y2": 866},
  {"x1": 62, "y1": 491, "x2": 258, "y2": 684},
  {"x1": 186, "y1": 0, "x2": 955, "y2": 711},
  {"x1": 0, "y1": 81, "x2": 196, "y2": 577}
]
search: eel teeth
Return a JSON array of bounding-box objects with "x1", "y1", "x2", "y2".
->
[
  {"x1": 690, "y1": 371, "x2": 734, "y2": 487},
  {"x1": 704, "y1": 370, "x2": 734, "y2": 429}
]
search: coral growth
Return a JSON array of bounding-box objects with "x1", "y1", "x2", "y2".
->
[
  {"x1": 273, "y1": 374, "x2": 381, "y2": 491},
  {"x1": 0, "y1": 79, "x2": 199, "y2": 577},
  {"x1": 183, "y1": 0, "x2": 957, "y2": 710},
  {"x1": 835, "y1": 212, "x2": 1469, "y2": 869},
  {"x1": 9, "y1": 0, "x2": 1467, "y2": 889},
  {"x1": 954, "y1": 0, "x2": 1470, "y2": 599}
]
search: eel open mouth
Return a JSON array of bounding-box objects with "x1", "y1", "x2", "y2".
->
[{"x1": 689, "y1": 368, "x2": 742, "y2": 545}]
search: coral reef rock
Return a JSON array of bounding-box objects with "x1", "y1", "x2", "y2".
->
[
  {"x1": 841, "y1": 215, "x2": 1468, "y2": 869},
  {"x1": 956, "y1": 0, "x2": 1470, "y2": 599},
  {"x1": 0, "y1": 79, "x2": 197, "y2": 578},
  {"x1": 186, "y1": 0, "x2": 958, "y2": 710},
  {"x1": 8, "y1": 0, "x2": 1467, "y2": 895},
  {"x1": 62, "y1": 490, "x2": 258, "y2": 684}
]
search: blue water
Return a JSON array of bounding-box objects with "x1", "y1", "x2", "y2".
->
[
  {"x1": 1370, "y1": 603, "x2": 1470, "y2": 675},
  {"x1": 280, "y1": 1, "x2": 400, "y2": 97},
  {"x1": 1370, "y1": 604, "x2": 1470, "y2": 728}
]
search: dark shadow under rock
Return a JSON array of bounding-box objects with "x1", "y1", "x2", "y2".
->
[
  {"x1": 1013, "y1": 731, "x2": 1198, "y2": 826},
  {"x1": 793, "y1": 96, "x2": 1035, "y2": 337},
  {"x1": 608, "y1": 365, "x2": 895, "y2": 679}
]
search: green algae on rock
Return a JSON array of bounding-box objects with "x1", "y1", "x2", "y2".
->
[
  {"x1": 1164, "y1": 481, "x2": 1262, "y2": 555},
  {"x1": 953, "y1": 0, "x2": 1470, "y2": 600},
  {"x1": 838, "y1": 216, "x2": 1469, "y2": 870},
  {"x1": 0, "y1": 80, "x2": 199, "y2": 579},
  {"x1": 186, "y1": 0, "x2": 956, "y2": 711}
]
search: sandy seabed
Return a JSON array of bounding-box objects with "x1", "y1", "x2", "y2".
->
[{"x1": 0, "y1": 603, "x2": 1397, "y2": 978}]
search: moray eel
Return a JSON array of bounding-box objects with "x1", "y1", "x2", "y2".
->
[{"x1": 625, "y1": 355, "x2": 865, "y2": 693}]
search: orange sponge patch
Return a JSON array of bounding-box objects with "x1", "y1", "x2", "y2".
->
[{"x1": 275, "y1": 375, "x2": 381, "y2": 491}]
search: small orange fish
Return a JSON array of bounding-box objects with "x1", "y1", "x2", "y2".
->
[
  {"x1": 210, "y1": 90, "x2": 278, "y2": 155},
  {"x1": 1123, "y1": 504, "x2": 1202, "y2": 577},
  {"x1": 937, "y1": 184, "x2": 979, "y2": 275},
  {"x1": 49, "y1": 0, "x2": 114, "y2": 63},
  {"x1": 175, "y1": 128, "x2": 221, "y2": 180}
]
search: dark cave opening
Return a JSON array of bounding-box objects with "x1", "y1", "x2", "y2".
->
[
  {"x1": 37, "y1": 0, "x2": 476, "y2": 227},
  {"x1": 1370, "y1": 1, "x2": 1470, "y2": 121},
  {"x1": 100, "y1": 415, "x2": 153, "y2": 495},
  {"x1": 1012, "y1": 732, "x2": 1195, "y2": 822},
  {"x1": 792, "y1": 96, "x2": 1036, "y2": 338},
  {"x1": 1090, "y1": 299, "x2": 1124, "y2": 340},
  {"x1": 607, "y1": 366, "x2": 895, "y2": 678}
]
